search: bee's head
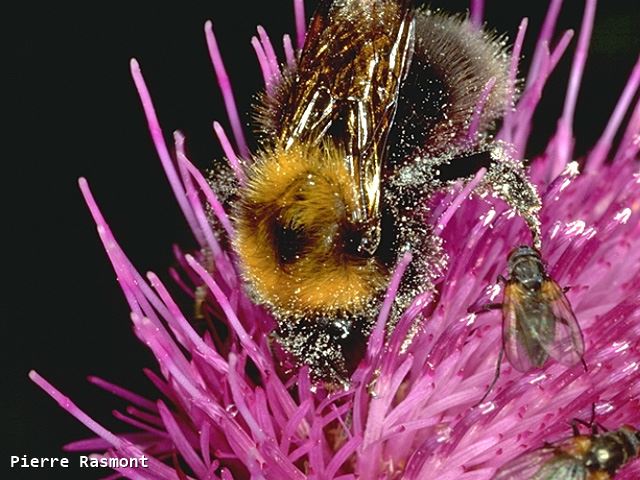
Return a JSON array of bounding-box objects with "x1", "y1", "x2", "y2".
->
[
  {"x1": 507, "y1": 245, "x2": 545, "y2": 290},
  {"x1": 234, "y1": 142, "x2": 389, "y2": 318}
]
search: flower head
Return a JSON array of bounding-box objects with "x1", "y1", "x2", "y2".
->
[{"x1": 31, "y1": 0, "x2": 640, "y2": 478}]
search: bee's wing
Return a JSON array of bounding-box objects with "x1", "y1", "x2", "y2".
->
[
  {"x1": 278, "y1": 0, "x2": 415, "y2": 221},
  {"x1": 538, "y1": 279, "x2": 585, "y2": 366},
  {"x1": 494, "y1": 448, "x2": 586, "y2": 480},
  {"x1": 502, "y1": 281, "x2": 546, "y2": 372}
]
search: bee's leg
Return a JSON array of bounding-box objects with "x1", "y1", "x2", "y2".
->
[
  {"x1": 194, "y1": 248, "x2": 217, "y2": 330},
  {"x1": 475, "y1": 346, "x2": 504, "y2": 407},
  {"x1": 480, "y1": 143, "x2": 543, "y2": 249},
  {"x1": 392, "y1": 144, "x2": 542, "y2": 248},
  {"x1": 274, "y1": 317, "x2": 352, "y2": 386},
  {"x1": 194, "y1": 284, "x2": 219, "y2": 335},
  {"x1": 194, "y1": 285, "x2": 208, "y2": 320}
]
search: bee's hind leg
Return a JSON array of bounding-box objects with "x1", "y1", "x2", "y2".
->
[{"x1": 480, "y1": 143, "x2": 543, "y2": 249}]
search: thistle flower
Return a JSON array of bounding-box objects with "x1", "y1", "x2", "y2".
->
[{"x1": 30, "y1": 0, "x2": 640, "y2": 479}]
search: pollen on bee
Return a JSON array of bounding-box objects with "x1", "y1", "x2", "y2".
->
[{"x1": 233, "y1": 142, "x2": 389, "y2": 319}]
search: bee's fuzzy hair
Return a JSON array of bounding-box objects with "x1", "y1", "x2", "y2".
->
[{"x1": 233, "y1": 142, "x2": 389, "y2": 318}]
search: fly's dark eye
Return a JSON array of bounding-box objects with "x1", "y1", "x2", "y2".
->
[{"x1": 274, "y1": 222, "x2": 307, "y2": 264}]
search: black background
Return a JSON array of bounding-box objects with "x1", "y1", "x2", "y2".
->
[{"x1": 6, "y1": 1, "x2": 639, "y2": 479}]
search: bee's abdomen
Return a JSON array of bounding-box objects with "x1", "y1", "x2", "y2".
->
[{"x1": 387, "y1": 9, "x2": 511, "y2": 168}]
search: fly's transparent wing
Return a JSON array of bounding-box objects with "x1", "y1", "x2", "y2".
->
[
  {"x1": 502, "y1": 282, "x2": 548, "y2": 372},
  {"x1": 494, "y1": 449, "x2": 585, "y2": 480},
  {"x1": 530, "y1": 456, "x2": 586, "y2": 480},
  {"x1": 539, "y1": 279, "x2": 585, "y2": 367},
  {"x1": 493, "y1": 446, "x2": 556, "y2": 479}
]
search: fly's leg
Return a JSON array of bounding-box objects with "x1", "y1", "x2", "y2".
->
[{"x1": 475, "y1": 347, "x2": 504, "y2": 407}]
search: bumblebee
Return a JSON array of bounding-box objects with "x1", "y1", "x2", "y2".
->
[
  {"x1": 221, "y1": 0, "x2": 542, "y2": 380},
  {"x1": 494, "y1": 423, "x2": 640, "y2": 479}
]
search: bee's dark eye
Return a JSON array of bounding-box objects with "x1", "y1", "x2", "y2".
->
[
  {"x1": 273, "y1": 222, "x2": 307, "y2": 264},
  {"x1": 342, "y1": 223, "x2": 378, "y2": 259},
  {"x1": 342, "y1": 227, "x2": 364, "y2": 257}
]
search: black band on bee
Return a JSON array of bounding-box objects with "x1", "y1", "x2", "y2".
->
[{"x1": 386, "y1": 9, "x2": 511, "y2": 170}]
